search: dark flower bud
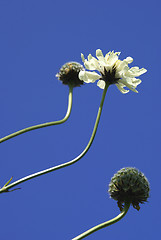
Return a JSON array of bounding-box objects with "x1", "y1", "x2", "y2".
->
[
  {"x1": 108, "y1": 167, "x2": 150, "y2": 211},
  {"x1": 56, "y1": 62, "x2": 84, "y2": 87}
]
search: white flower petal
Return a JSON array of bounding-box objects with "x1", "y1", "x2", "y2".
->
[
  {"x1": 88, "y1": 54, "x2": 93, "y2": 61},
  {"x1": 84, "y1": 56, "x2": 101, "y2": 71},
  {"x1": 119, "y1": 78, "x2": 139, "y2": 93},
  {"x1": 79, "y1": 70, "x2": 101, "y2": 83},
  {"x1": 97, "y1": 80, "x2": 105, "y2": 89},
  {"x1": 124, "y1": 57, "x2": 133, "y2": 64},
  {"x1": 126, "y1": 67, "x2": 147, "y2": 77},
  {"x1": 105, "y1": 52, "x2": 110, "y2": 60},
  {"x1": 132, "y1": 78, "x2": 142, "y2": 87},
  {"x1": 84, "y1": 60, "x2": 96, "y2": 70},
  {"x1": 90, "y1": 57, "x2": 101, "y2": 71},
  {"x1": 81, "y1": 53, "x2": 100, "y2": 71},
  {"x1": 115, "y1": 60, "x2": 128, "y2": 73},
  {"x1": 81, "y1": 53, "x2": 85, "y2": 63},
  {"x1": 96, "y1": 49, "x2": 104, "y2": 59},
  {"x1": 107, "y1": 52, "x2": 119, "y2": 66},
  {"x1": 116, "y1": 83, "x2": 129, "y2": 94},
  {"x1": 96, "y1": 49, "x2": 107, "y2": 66}
]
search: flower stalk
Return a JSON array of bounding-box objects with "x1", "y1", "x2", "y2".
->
[
  {"x1": 72, "y1": 201, "x2": 130, "y2": 240},
  {"x1": 0, "y1": 83, "x2": 109, "y2": 193},
  {"x1": 0, "y1": 85, "x2": 73, "y2": 144}
]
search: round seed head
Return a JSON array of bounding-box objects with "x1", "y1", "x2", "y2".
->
[
  {"x1": 56, "y1": 62, "x2": 84, "y2": 87},
  {"x1": 108, "y1": 167, "x2": 150, "y2": 211}
]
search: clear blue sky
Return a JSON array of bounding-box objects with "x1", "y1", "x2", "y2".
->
[{"x1": 0, "y1": 0, "x2": 161, "y2": 239}]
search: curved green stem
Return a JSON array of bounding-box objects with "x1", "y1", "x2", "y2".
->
[
  {"x1": 0, "y1": 83, "x2": 109, "y2": 193},
  {"x1": 72, "y1": 202, "x2": 130, "y2": 240},
  {"x1": 0, "y1": 85, "x2": 73, "y2": 144}
]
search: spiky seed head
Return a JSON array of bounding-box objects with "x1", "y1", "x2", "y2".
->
[
  {"x1": 56, "y1": 62, "x2": 84, "y2": 87},
  {"x1": 108, "y1": 167, "x2": 150, "y2": 211}
]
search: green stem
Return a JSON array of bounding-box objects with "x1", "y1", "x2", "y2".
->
[
  {"x1": 72, "y1": 202, "x2": 130, "y2": 240},
  {"x1": 0, "y1": 83, "x2": 109, "y2": 193},
  {"x1": 0, "y1": 86, "x2": 73, "y2": 144}
]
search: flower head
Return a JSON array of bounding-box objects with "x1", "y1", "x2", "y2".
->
[
  {"x1": 108, "y1": 167, "x2": 150, "y2": 211},
  {"x1": 79, "y1": 49, "x2": 147, "y2": 93},
  {"x1": 56, "y1": 62, "x2": 84, "y2": 87}
]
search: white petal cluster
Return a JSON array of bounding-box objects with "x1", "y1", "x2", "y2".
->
[{"x1": 79, "y1": 49, "x2": 147, "y2": 94}]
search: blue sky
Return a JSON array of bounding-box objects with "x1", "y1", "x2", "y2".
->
[{"x1": 0, "y1": 0, "x2": 161, "y2": 239}]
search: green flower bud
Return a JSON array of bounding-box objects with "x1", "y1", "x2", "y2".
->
[
  {"x1": 56, "y1": 62, "x2": 84, "y2": 87},
  {"x1": 108, "y1": 167, "x2": 150, "y2": 211}
]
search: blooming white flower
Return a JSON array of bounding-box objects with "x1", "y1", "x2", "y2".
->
[{"x1": 79, "y1": 49, "x2": 147, "y2": 94}]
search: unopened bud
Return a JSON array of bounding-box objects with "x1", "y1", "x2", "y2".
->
[
  {"x1": 108, "y1": 167, "x2": 150, "y2": 211},
  {"x1": 56, "y1": 62, "x2": 84, "y2": 87}
]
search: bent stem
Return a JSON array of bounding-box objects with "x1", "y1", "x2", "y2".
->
[
  {"x1": 0, "y1": 85, "x2": 73, "y2": 144},
  {"x1": 72, "y1": 202, "x2": 130, "y2": 240},
  {"x1": 0, "y1": 83, "x2": 109, "y2": 193}
]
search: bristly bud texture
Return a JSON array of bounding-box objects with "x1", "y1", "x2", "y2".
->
[
  {"x1": 56, "y1": 62, "x2": 84, "y2": 87},
  {"x1": 108, "y1": 167, "x2": 150, "y2": 211}
]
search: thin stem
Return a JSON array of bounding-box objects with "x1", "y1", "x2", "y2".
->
[
  {"x1": 72, "y1": 202, "x2": 130, "y2": 240},
  {"x1": 0, "y1": 83, "x2": 109, "y2": 193},
  {"x1": 0, "y1": 85, "x2": 73, "y2": 144}
]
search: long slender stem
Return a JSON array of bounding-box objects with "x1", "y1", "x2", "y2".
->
[
  {"x1": 0, "y1": 83, "x2": 109, "y2": 193},
  {"x1": 0, "y1": 85, "x2": 73, "y2": 144},
  {"x1": 72, "y1": 202, "x2": 130, "y2": 240}
]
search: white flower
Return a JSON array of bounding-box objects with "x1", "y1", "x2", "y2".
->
[{"x1": 79, "y1": 49, "x2": 147, "y2": 94}]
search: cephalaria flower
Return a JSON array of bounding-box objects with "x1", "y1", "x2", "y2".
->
[{"x1": 79, "y1": 49, "x2": 147, "y2": 93}]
